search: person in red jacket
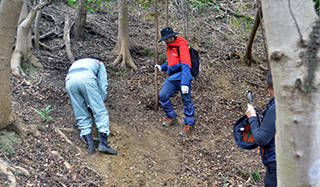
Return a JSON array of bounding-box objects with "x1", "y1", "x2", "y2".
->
[{"x1": 155, "y1": 27, "x2": 195, "y2": 136}]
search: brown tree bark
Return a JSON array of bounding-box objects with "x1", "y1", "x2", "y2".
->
[
  {"x1": 0, "y1": 0, "x2": 23, "y2": 130},
  {"x1": 241, "y1": 7, "x2": 261, "y2": 66},
  {"x1": 73, "y1": 0, "x2": 87, "y2": 39},
  {"x1": 165, "y1": 0, "x2": 168, "y2": 27},
  {"x1": 108, "y1": 0, "x2": 137, "y2": 70},
  {"x1": 64, "y1": 14, "x2": 75, "y2": 63},
  {"x1": 154, "y1": 0, "x2": 159, "y2": 109}
]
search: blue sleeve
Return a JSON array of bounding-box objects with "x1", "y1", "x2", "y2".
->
[
  {"x1": 179, "y1": 46, "x2": 192, "y2": 86},
  {"x1": 248, "y1": 104, "x2": 276, "y2": 146},
  {"x1": 97, "y1": 62, "x2": 108, "y2": 101},
  {"x1": 161, "y1": 62, "x2": 168, "y2": 72},
  {"x1": 181, "y1": 63, "x2": 192, "y2": 86}
]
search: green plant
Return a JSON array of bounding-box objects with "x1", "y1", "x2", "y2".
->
[
  {"x1": 252, "y1": 169, "x2": 262, "y2": 182},
  {"x1": 143, "y1": 49, "x2": 155, "y2": 56},
  {"x1": 4, "y1": 148, "x2": 15, "y2": 156},
  {"x1": 36, "y1": 105, "x2": 55, "y2": 122}
]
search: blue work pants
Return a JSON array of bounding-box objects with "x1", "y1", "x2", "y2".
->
[
  {"x1": 159, "y1": 79, "x2": 194, "y2": 125},
  {"x1": 66, "y1": 71, "x2": 110, "y2": 137}
]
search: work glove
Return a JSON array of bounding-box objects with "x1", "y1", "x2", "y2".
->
[
  {"x1": 155, "y1": 65, "x2": 161, "y2": 71},
  {"x1": 181, "y1": 85, "x2": 189, "y2": 94}
]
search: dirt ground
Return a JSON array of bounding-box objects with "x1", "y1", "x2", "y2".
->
[{"x1": 1, "y1": 0, "x2": 272, "y2": 186}]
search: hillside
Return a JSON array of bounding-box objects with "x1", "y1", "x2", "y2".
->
[{"x1": 2, "y1": 0, "x2": 271, "y2": 186}]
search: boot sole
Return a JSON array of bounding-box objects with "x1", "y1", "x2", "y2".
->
[{"x1": 98, "y1": 149, "x2": 118, "y2": 155}]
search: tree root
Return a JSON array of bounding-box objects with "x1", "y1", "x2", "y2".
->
[
  {"x1": 235, "y1": 49, "x2": 268, "y2": 72},
  {"x1": 51, "y1": 151, "x2": 73, "y2": 170},
  {"x1": 0, "y1": 158, "x2": 16, "y2": 187},
  {"x1": 9, "y1": 165, "x2": 30, "y2": 177},
  {"x1": 52, "y1": 124, "x2": 82, "y2": 154}
]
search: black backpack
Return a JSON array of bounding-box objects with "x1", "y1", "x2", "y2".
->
[{"x1": 176, "y1": 46, "x2": 200, "y2": 78}]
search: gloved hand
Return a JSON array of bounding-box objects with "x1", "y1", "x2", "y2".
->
[
  {"x1": 181, "y1": 85, "x2": 189, "y2": 94},
  {"x1": 155, "y1": 65, "x2": 161, "y2": 71}
]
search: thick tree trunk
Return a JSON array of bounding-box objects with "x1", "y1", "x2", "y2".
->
[
  {"x1": 262, "y1": 0, "x2": 320, "y2": 186},
  {"x1": 73, "y1": 0, "x2": 87, "y2": 39},
  {"x1": 0, "y1": 0, "x2": 23, "y2": 129},
  {"x1": 109, "y1": 0, "x2": 137, "y2": 70}
]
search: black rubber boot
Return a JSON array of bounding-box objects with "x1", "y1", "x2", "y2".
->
[
  {"x1": 98, "y1": 132, "x2": 118, "y2": 155},
  {"x1": 82, "y1": 134, "x2": 95, "y2": 154}
]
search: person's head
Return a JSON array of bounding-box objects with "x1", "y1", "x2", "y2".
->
[
  {"x1": 266, "y1": 71, "x2": 274, "y2": 97},
  {"x1": 158, "y1": 27, "x2": 178, "y2": 44}
]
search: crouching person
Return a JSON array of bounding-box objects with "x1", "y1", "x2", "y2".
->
[{"x1": 65, "y1": 58, "x2": 117, "y2": 155}]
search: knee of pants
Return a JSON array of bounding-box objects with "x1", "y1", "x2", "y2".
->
[{"x1": 159, "y1": 91, "x2": 169, "y2": 102}]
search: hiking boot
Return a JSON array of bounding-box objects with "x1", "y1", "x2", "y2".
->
[
  {"x1": 98, "y1": 132, "x2": 118, "y2": 155},
  {"x1": 83, "y1": 134, "x2": 95, "y2": 154},
  {"x1": 178, "y1": 125, "x2": 193, "y2": 137},
  {"x1": 162, "y1": 117, "x2": 177, "y2": 127}
]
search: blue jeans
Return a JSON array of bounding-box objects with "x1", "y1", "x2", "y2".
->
[
  {"x1": 159, "y1": 79, "x2": 194, "y2": 125},
  {"x1": 265, "y1": 161, "x2": 277, "y2": 187}
]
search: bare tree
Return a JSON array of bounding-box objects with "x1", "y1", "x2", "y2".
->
[
  {"x1": 261, "y1": 0, "x2": 320, "y2": 185},
  {"x1": 109, "y1": 0, "x2": 137, "y2": 70},
  {"x1": 10, "y1": 0, "x2": 54, "y2": 77}
]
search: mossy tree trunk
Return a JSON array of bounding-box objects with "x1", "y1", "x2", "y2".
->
[{"x1": 262, "y1": 0, "x2": 320, "y2": 185}]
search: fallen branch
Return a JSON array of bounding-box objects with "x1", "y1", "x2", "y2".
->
[
  {"x1": 39, "y1": 42, "x2": 53, "y2": 51},
  {"x1": 11, "y1": 78, "x2": 25, "y2": 94}
]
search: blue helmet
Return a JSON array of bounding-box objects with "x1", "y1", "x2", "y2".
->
[{"x1": 233, "y1": 115, "x2": 258, "y2": 150}]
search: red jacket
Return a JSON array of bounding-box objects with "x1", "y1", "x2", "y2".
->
[{"x1": 161, "y1": 36, "x2": 192, "y2": 86}]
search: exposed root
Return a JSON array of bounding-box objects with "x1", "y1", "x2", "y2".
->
[
  {"x1": 51, "y1": 151, "x2": 73, "y2": 170},
  {"x1": 0, "y1": 158, "x2": 16, "y2": 187},
  {"x1": 52, "y1": 124, "x2": 82, "y2": 154}
]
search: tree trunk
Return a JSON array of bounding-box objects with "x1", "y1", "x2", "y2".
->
[
  {"x1": 154, "y1": 0, "x2": 159, "y2": 109},
  {"x1": 262, "y1": 0, "x2": 320, "y2": 185},
  {"x1": 11, "y1": 0, "x2": 54, "y2": 77},
  {"x1": 242, "y1": 7, "x2": 261, "y2": 66},
  {"x1": 34, "y1": 0, "x2": 44, "y2": 50},
  {"x1": 0, "y1": 0, "x2": 23, "y2": 129},
  {"x1": 73, "y1": 0, "x2": 87, "y2": 39},
  {"x1": 109, "y1": 0, "x2": 137, "y2": 71},
  {"x1": 165, "y1": 0, "x2": 168, "y2": 27}
]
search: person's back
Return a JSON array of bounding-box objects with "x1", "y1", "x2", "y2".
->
[
  {"x1": 65, "y1": 58, "x2": 117, "y2": 155},
  {"x1": 246, "y1": 72, "x2": 276, "y2": 187}
]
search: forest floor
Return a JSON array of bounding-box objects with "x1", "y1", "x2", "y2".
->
[{"x1": 1, "y1": 0, "x2": 272, "y2": 186}]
